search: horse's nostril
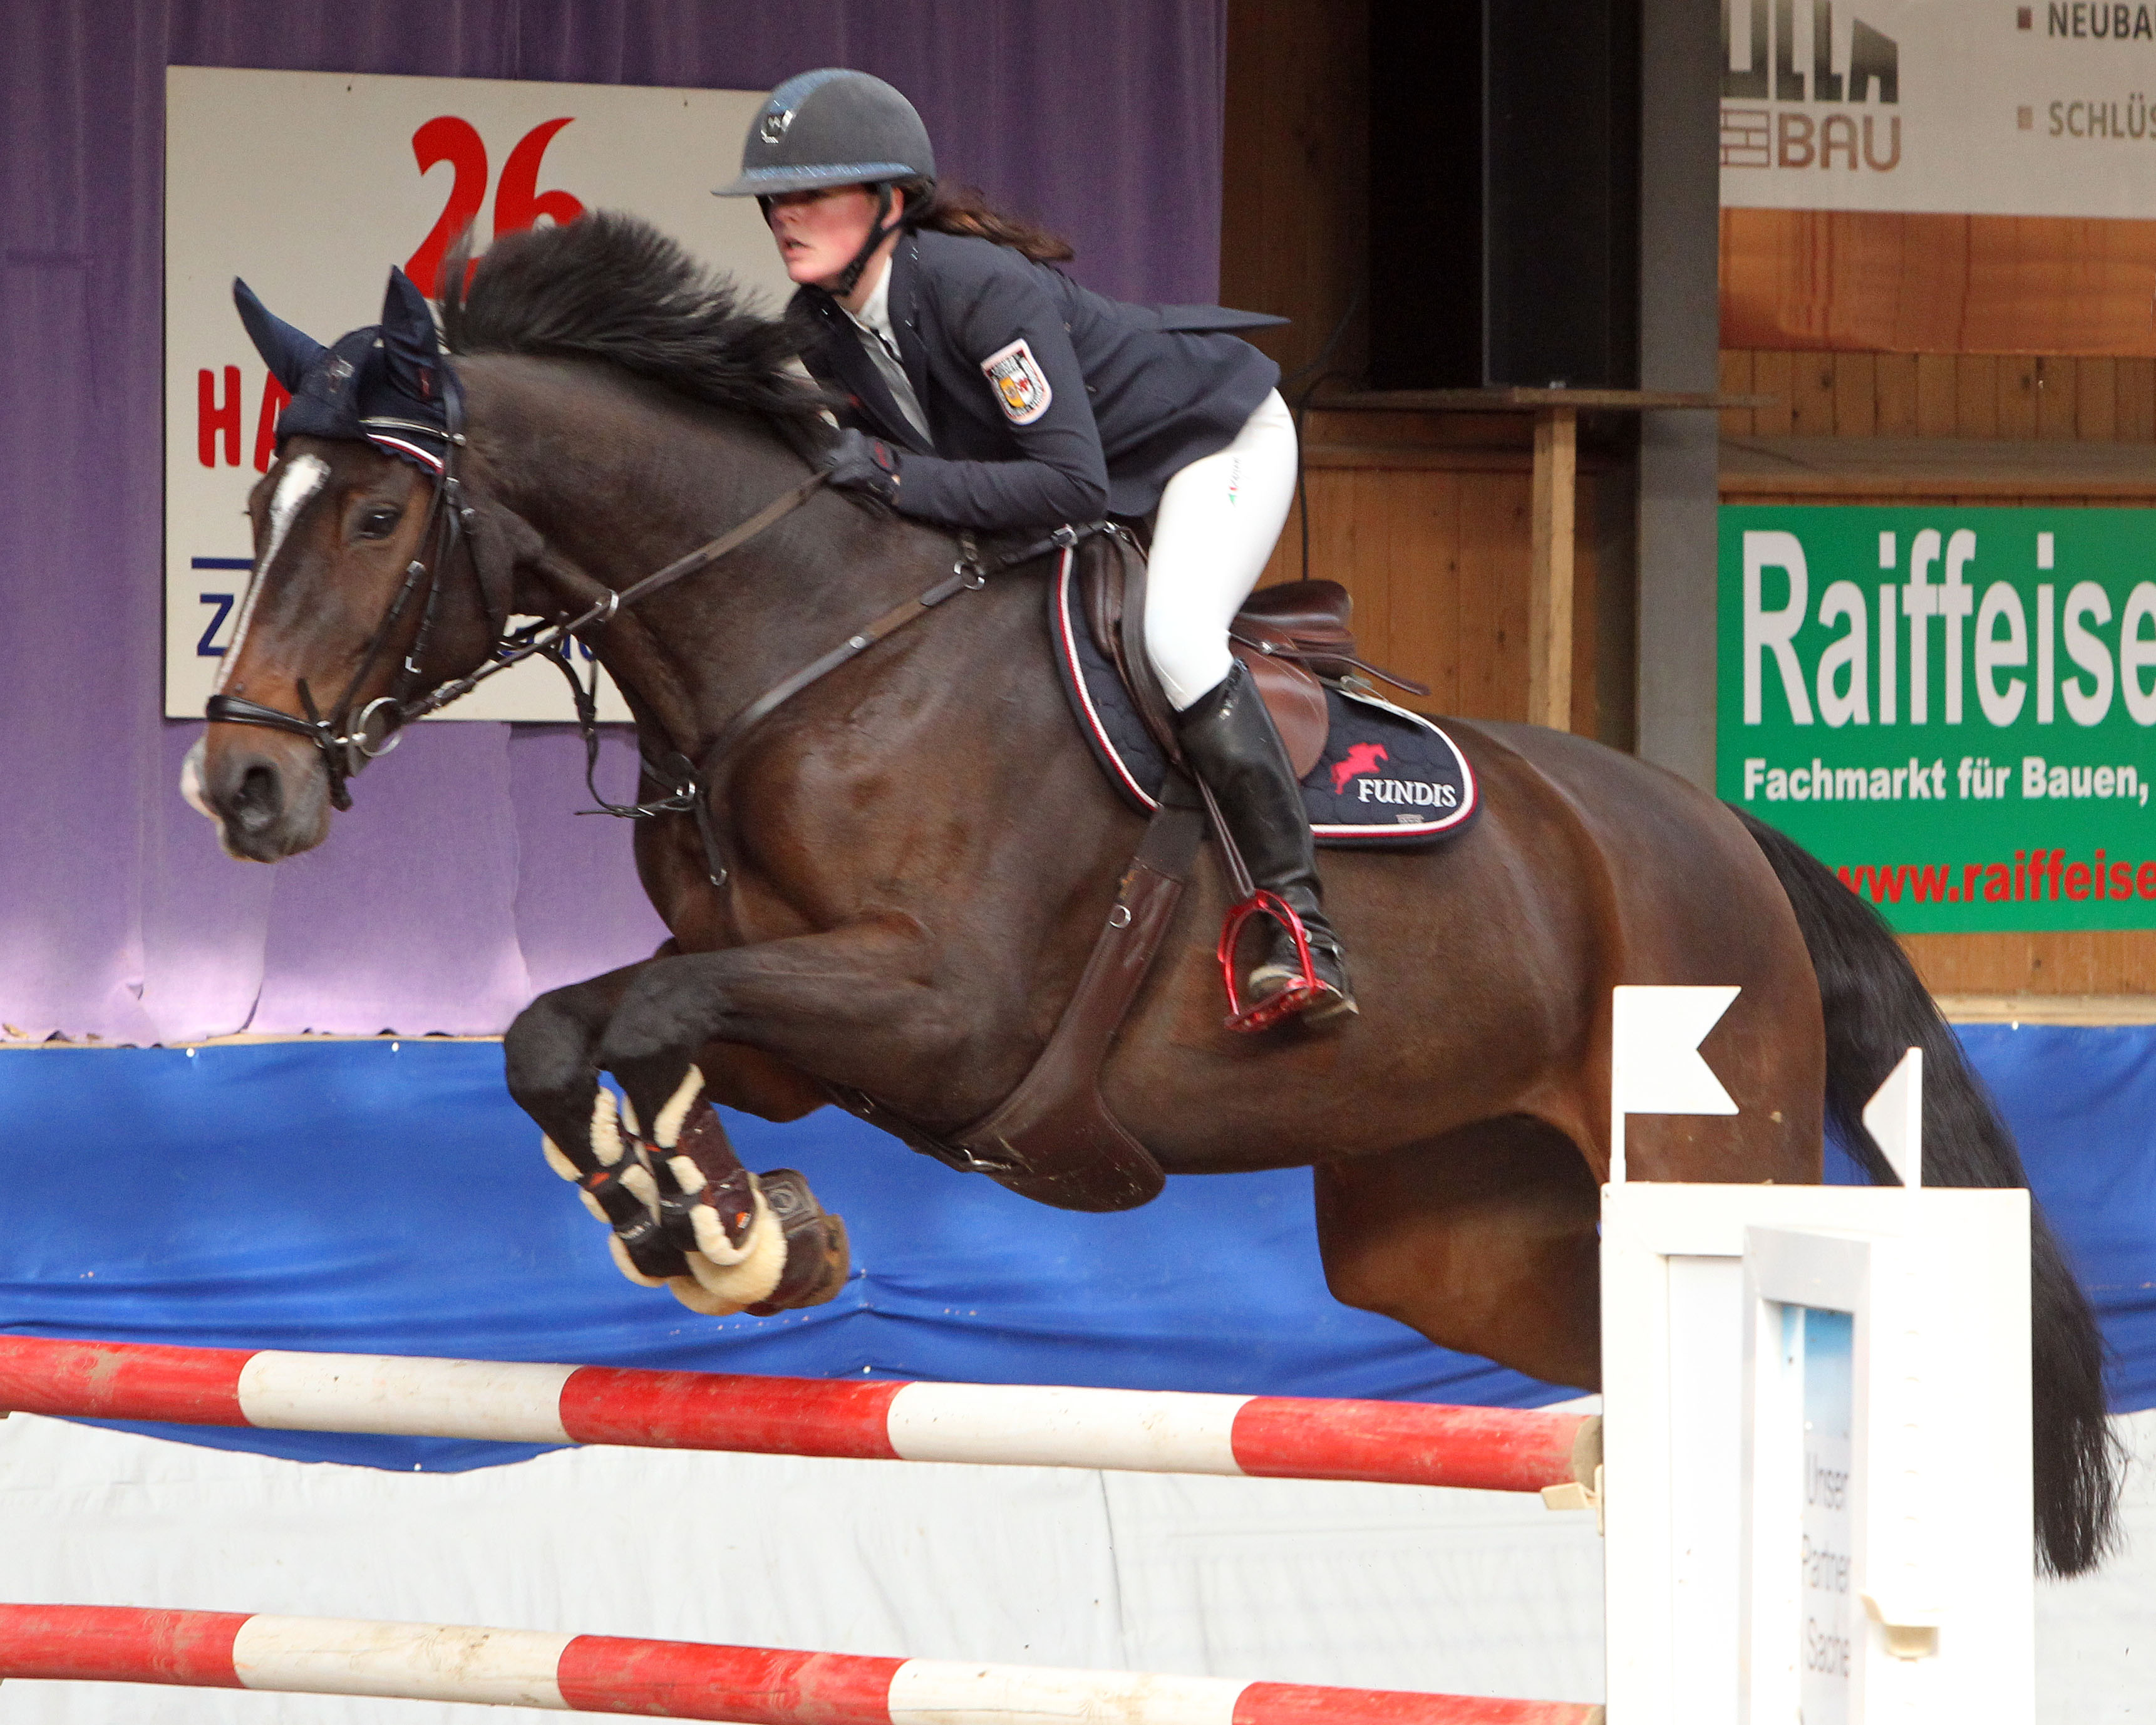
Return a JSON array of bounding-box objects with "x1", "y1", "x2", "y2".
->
[{"x1": 230, "y1": 763, "x2": 284, "y2": 834}]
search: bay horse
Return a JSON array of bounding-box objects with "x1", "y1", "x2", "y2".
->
[{"x1": 189, "y1": 215, "x2": 2115, "y2": 1574}]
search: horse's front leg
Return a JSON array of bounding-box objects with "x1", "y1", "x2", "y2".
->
[
  {"x1": 595, "y1": 914, "x2": 969, "y2": 1274},
  {"x1": 503, "y1": 958, "x2": 691, "y2": 1287},
  {"x1": 503, "y1": 956, "x2": 849, "y2": 1317}
]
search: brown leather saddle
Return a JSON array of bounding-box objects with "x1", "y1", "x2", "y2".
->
[
  {"x1": 827, "y1": 529, "x2": 1421, "y2": 1213},
  {"x1": 1080, "y1": 532, "x2": 1421, "y2": 775}
]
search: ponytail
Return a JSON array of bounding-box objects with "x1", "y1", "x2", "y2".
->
[{"x1": 899, "y1": 179, "x2": 1073, "y2": 264}]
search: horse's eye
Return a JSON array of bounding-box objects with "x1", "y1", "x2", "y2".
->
[{"x1": 356, "y1": 505, "x2": 402, "y2": 541}]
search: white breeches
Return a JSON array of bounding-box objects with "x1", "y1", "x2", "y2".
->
[{"x1": 1142, "y1": 388, "x2": 1299, "y2": 711}]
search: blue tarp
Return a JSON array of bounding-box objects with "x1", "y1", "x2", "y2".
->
[{"x1": 3, "y1": 1030, "x2": 2152, "y2": 1472}]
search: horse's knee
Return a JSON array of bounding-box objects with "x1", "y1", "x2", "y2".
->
[
  {"x1": 508, "y1": 962, "x2": 659, "y2": 1107},
  {"x1": 503, "y1": 994, "x2": 594, "y2": 1111},
  {"x1": 599, "y1": 966, "x2": 714, "y2": 1082}
]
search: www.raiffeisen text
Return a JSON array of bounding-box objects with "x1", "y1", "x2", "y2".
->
[{"x1": 1836, "y1": 848, "x2": 2156, "y2": 905}]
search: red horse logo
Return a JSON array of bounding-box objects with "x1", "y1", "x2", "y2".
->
[{"x1": 1331, "y1": 742, "x2": 1389, "y2": 795}]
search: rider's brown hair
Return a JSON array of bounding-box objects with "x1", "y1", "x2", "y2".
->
[{"x1": 897, "y1": 179, "x2": 1074, "y2": 264}]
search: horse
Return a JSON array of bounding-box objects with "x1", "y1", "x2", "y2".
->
[{"x1": 188, "y1": 214, "x2": 2117, "y2": 1575}]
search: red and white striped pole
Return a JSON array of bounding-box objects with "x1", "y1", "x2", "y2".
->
[
  {"x1": 0, "y1": 1605, "x2": 1604, "y2": 1724},
  {"x1": 0, "y1": 1335, "x2": 1597, "y2": 1496}
]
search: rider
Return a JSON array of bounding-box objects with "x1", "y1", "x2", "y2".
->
[{"x1": 718, "y1": 68, "x2": 1355, "y2": 1027}]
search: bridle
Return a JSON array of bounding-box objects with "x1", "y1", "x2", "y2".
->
[
  {"x1": 202, "y1": 388, "x2": 1100, "y2": 874},
  {"x1": 202, "y1": 361, "x2": 843, "y2": 819},
  {"x1": 204, "y1": 382, "x2": 487, "y2": 813}
]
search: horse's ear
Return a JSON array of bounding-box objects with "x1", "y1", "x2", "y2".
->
[
  {"x1": 379, "y1": 267, "x2": 443, "y2": 395},
  {"x1": 233, "y1": 279, "x2": 326, "y2": 393}
]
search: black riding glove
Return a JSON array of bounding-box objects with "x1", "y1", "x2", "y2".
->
[{"x1": 818, "y1": 427, "x2": 902, "y2": 503}]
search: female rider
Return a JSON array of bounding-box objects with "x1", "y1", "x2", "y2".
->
[{"x1": 719, "y1": 68, "x2": 1354, "y2": 1027}]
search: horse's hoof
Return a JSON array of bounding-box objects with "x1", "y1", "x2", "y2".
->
[{"x1": 745, "y1": 1169, "x2": 852, "y2": 1314}]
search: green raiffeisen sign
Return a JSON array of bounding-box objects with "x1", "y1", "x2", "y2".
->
[{"x1": 1718, "y1": 506, "x2": 2156, "y2": 933}]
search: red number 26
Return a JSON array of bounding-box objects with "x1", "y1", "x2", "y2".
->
[{"x1": 405, "y1": 116, "x2": 585, "y2": 298}]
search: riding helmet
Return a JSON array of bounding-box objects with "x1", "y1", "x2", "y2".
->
[{"x1": 715, "y1": 69, "x2": 935, "y2": 197}]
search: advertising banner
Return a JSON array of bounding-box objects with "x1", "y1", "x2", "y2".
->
[
  {"x1": 165, "y1": 66, "x2": 792, "y2": 720},
  {"x1": 1718, "y1": 505, "x2": 2156, "y2": 932},
  {"x1": 1720, "y1": 0, "x2": 2156, "y2": 217}
]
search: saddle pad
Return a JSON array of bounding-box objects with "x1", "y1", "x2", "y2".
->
[{"x1": 1048, "y1": 551, "x2": 1480, "y2": 847}]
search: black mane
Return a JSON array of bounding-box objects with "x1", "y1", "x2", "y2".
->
[{"x1": 441, "y1": 211, "x2": 832, "y2": 442}]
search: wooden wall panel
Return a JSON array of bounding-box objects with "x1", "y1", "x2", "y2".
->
[
  {"x1": 1904, "y1": 932, "x2": 2156, "y2": 998},
  {"x1": 1719, "y1": 349, "x2": 2156, "y2": 441},
  {"x1": 1722, "y1": 208, "x2": 2156, "y2": 355},
  {"x1": 1916, "y1": 355, "x2": 1956, "y2": 436},
  {"x1": 1262, "y1": 445, "x2": 1624, "y2": 741},
  {"x1": 2124, "y1": 360, "x2": 2156, "y2": 438},
  {"x1": 2077, "y1": 358, "x2": 2117, "y2": 439},
  {"x1": 1219, "y1": 0, "x2": 1368, "y2": 384},
  {"x1": 1873, "y1": 353, "x2": 1916, "y2": 436}
]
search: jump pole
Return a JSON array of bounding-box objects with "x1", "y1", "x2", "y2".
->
[
  {"x1": 0, "y1": 1604, "x2": 1604, "y2": 1724},
  {"x1": 0, "y1": 1334, "x2": 1600, "y2": 1498}
]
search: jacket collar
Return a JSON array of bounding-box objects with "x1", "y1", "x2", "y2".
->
[
  {"x1": 886, "y1": 238, "x2": 927, "y2": 396},
  {"x1": 808, "y1": 262, "x2": 934, "y2": 455}
]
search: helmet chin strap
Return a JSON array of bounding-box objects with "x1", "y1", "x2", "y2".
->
[{"x1": 833, "y1": 183, "x2": 900, "y2": 299}]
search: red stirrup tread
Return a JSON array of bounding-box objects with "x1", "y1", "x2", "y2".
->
[
  {"x1": 0, "y1": 1605, "x2": 1604, "y2": 1724},
  {"x1": 0, "y1": 1334, "x2": 1594, "y2": 1495}
]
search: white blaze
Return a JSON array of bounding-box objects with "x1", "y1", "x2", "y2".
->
[{"x1": 214, "y1": 452, "x2": 328, "y2": 692}]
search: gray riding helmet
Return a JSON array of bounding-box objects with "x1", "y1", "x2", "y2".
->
[{"x1": 716, "y1": 69, "x2": 935, "y2": 197}]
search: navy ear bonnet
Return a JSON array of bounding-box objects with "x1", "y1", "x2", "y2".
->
[{"x1": 234, "y1": 269, "x2": 458, "y2": 474}]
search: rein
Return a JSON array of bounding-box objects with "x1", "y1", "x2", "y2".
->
[{"x1": 553, "y1": 517, "x2": 1100, "y2": 889}]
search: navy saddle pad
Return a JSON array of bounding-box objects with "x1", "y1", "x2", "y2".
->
[{"x1": 1048, "y1": 552, "x2": 1481, "y2": 849}]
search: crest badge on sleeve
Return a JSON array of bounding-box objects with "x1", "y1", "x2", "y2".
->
[{"x1": 980, "y1": 338, "x2": 1053, "y2": 425}]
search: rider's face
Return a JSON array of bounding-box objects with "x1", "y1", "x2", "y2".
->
[{"x1": 765, "y1": 185, "x2": 885, "y2": 291}]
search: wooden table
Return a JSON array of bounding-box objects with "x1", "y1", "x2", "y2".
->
[{"x1": 1314, "y1": 388, "x2": 1773, "y2": 732}]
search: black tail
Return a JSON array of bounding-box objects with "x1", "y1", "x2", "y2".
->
[{"x1": 1735, "y1": 807, "x2": 2120, "y2": 1577}]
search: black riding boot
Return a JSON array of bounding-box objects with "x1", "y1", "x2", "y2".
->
[{"x1": 1173, "y1": 660, "x2": 1356, "y2": 1027}]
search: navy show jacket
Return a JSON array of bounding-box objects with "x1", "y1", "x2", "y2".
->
[{"x1": 790, "y1": 229, "x2": 1282, "y2": 530}]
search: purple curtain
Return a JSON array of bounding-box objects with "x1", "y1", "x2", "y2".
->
[{"x1": 0, "y1": 1, "x2": 1227, "y2": 1042}]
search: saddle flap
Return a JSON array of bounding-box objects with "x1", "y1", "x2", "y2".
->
[
  {"x1": 1231, "y1": 643, "x2": 1329, "y2": 782},
  {"x1": 1078, "y1": 537, "x2": 1330, "y2": 775},
  {"x1": 1080, "y1": 534, "x2": 1126, "y2": 666}
]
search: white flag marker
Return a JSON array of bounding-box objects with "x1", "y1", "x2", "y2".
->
[
  {"x1": 1861, "y1": 1045, "x2": 1924, "y2": 1188},
  {"x1": 1607, "y1": 985, "x2": 1740, "y2": 1184}
]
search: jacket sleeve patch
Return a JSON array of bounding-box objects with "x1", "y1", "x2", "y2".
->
[{"x1": 979, "y1": 338, "x2": 1054, "y2": 425}]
